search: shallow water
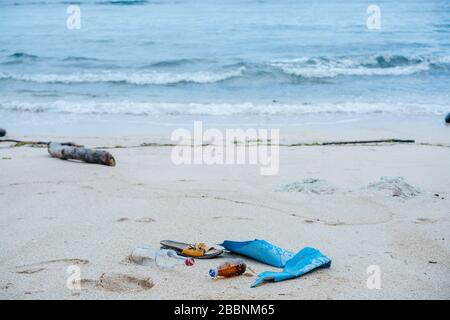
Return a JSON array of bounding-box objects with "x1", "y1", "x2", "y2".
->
[{"x1": 0, "y1": 0, "x2": 449, "y2": 133}]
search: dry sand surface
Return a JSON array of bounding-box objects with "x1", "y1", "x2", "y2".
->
[{"x1": 0, "y1": 131, "x2": 449, "y2": 299}]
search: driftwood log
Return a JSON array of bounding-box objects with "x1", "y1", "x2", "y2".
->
[
  {"x1": 0, "y1": 128, "x2": 6, "y2": 137},
  {"x1": 48, "y1": 142, "x2": 116, "y2": 166}
]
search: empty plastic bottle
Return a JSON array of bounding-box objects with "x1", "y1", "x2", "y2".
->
[
  {"x1": 209, "y1": 259, "x2": 246, "y2": 278},
  {"x1": 131, "y1": 247, "x2": 195, "y2": 269}
]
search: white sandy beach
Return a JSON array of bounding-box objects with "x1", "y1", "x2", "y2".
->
[
  {"x1": 2, "y1": 0, "x2": 450, "y2": 302},
  {"x1": 0, "y1": 124, "x2": 449, "y2": 300}
]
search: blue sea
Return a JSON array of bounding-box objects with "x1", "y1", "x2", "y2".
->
[{"x1": 0, "y1": 0, "x2": 449, "y2": 135}]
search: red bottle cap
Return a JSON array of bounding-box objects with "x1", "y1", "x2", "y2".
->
[{"x1": 184, "y1": 258, "x2": 195, "y2": 266}]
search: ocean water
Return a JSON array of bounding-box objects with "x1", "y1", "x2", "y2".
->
[{"x1": 0, "y1": 0, "x2": 449, "y2": 134}]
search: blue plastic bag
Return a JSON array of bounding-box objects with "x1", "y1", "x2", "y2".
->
[
  {"x1": 219, "y1": 239, "x2": 331, "y2": 287},
  {"x1": 251, "y1": 247, "x2": 331, "y2": 287},
  {"x1": 219, "y1": 239, "x2": 295, "y2": 268}
]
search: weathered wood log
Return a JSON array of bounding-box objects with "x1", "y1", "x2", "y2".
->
[
  {"x1": 48, "y1": 142, "x2": 116, "y2": 166},
  {"x1": 0, "y1": 128, "x2": 6, "y2": 137}
]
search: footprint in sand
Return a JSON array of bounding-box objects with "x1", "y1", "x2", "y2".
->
[
  {"x1": 24, "y1": 290, "x2": 45, "y2": 295},
  {"x1": 16, "y1": 267, "x2": 46, "y2": 274},
  {"x1": 79, "y1": 273, "x2": 153, "y2": 292},
  {"x1": 414, "y1": 218, "x2": 437, "y2": 224},
  {"x1": 1, "y1": 283, "x2": 14, "y2": 290},
  {"x1": 15, "y1": 258, "x2": 89, "y2": 275},
  {"x1": 135, "y1": 217, "x2": 155, "y2": 223},
  {"x1": 212, "y1": 216, "x2": 253, "y2": 221},
  {"x1": 36, "y1": 191, "x2": 56, "y2": 196},
  {"x1": 115, "y1": 217, "x2": 155, "y2": 223}
]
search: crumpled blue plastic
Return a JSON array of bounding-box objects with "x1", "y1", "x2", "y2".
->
[
  {"x1": 251, "y1": 246, "x2": 331, "y2": 287},
  {"x1": 219, "y1": 239, "x2": 295, "y2": 268},
  {"x1": 219, "y1": 239, "x2": 331, "y2": 287}
]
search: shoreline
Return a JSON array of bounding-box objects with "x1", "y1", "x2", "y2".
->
[{"x1": 1, "y1": 112, "x2": 449, "y2": 149}]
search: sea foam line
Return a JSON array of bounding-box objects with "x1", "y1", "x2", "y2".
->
[
  {"x1": 0, "y1": 67, "x2": 245, "y2": 85},
  {"x1": 0, "y1": 100, "x2": 447, "y2": 116}
]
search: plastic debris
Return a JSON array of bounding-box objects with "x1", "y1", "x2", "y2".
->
[
  {"x1": 220, "y1": 239, "x2": 294, "y2": 268},
  {"x1": 251, "y1": 247, "x2": 331, "y2": 287},
  {"x1": 220, "y1": 239, "x2": 331, "y2": 287},
  {"x1": 160, "y1": 240, "x2": 223, "y2": 258},
  {"x1": 209, "y1": 259, "x2": 247, "y2": 278},
  {"x1": 130, "y1": 247, "x2": 194, "y2": 269}
]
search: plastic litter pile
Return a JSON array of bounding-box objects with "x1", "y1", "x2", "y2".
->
[{"x1": 131, "y1": 239, "x2": 331, "y2": 288}]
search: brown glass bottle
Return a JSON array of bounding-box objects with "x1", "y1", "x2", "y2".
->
[{"x1": 209, "y1": 259, "x2": 247, "y2": 278}]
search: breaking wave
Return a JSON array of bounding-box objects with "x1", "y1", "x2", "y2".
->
[
  {"x1": 271, "y1": 55, "x2": 450, "y2": 78},
  {"x1": 0, "y1": 67, "x2": 245, "y2": 85},
  {"x1": 1, "y1": 54, "x2": 449, "y2": 83},
  {"x1": 1, "y1": 100, "x2": 447, "y2": 116}
]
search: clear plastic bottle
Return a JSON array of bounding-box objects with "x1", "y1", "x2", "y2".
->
[
  {"x1": 209, "y1": 258, "x2": 246, "y2": 278},
  {"x1": 131, "y1": 247, "x2": 195, "y2": 269}
]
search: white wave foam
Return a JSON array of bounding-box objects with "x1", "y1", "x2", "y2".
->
[
  {"x1": 277, "y1": 63, "x2": 430, "y2": 78},
  {"x1": 0, "y1": 67, "x2": 245, "y2": 85},
  {"x1": 0, "y1": 100, "x2": 447, "y2": 116},
  {"x1": 269, "y1": 54, "x2": 447, "y2": 78},
  {"x1": 271, "y1": 56, "x2": 431, "y2": 78},
  {"x1": 431, "y1": 56, "x2": 450, "y2": 64}
]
